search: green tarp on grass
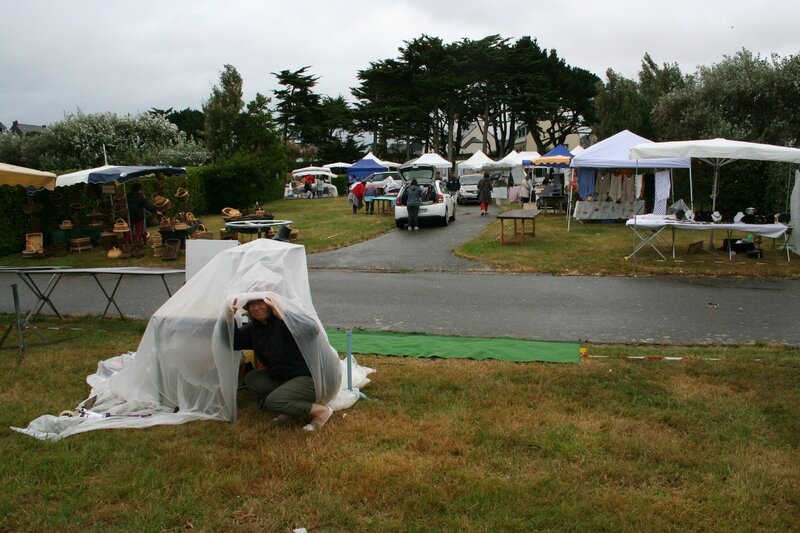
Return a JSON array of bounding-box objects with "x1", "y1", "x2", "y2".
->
[{"x1": 326, "y1": 329, "x2": 580, "y2": 363}]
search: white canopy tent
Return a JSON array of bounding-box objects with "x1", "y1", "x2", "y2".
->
[
  {"x1": 411, "y1": 152, "x2": 452, "y2": 173},
  {"x1": 363, "y1": 151, "x2": 400, "y2": 169},
  {"x1": 456, "y1": 150, "x2": 494, "y2": 175},
  {"x1": 322, "y1": 162, "x2": 352, "y2": 170},
  {"x1": 291, "y1": 166, "x2": 337, "y2": 179},
  {"x1": 569, "y1": 130, "x2": 691, "y2": 230},
  {"x1": 630, "y1": 138, "x2": 800, "y2": 214},
  {"x1": 519, "y1": 151, "x2": 541, "y2": 166},
  {"x1": 483, "y1": 150, "x2": 526, "y2": 183}
]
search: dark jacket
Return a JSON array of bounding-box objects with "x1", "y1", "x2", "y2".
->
[
  {"x1": 233, "y1": 317, "x2": 311, "y2": 383},
  {"x1": 404, "y1": 184, "x2": 424, "y2": 207},
  {"x1": 127, "y1": 191, "x2": 156, "y2": 223},
  {"x1": 477, "y1": 176, "x2": 493, "y2": 204}
]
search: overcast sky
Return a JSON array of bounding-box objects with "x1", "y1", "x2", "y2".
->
[{"x1": 2, "y1": 0, "x2": 798, "y2": 127}]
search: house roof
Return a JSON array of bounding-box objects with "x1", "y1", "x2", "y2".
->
[{"x1": 11, "y1": 121, "x2": 47, "y2": 135}]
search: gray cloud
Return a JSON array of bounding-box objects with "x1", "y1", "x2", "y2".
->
[{"x1": 2, "y1": 0, "x2": 796, "y2": 126}]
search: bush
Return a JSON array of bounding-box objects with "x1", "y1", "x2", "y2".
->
[
  {"x1": 0, "y1": 187, "x2": 30, "y2": 256},
  {"x1": 193, "y1": 153, "x2": 286, "y2": 213}
]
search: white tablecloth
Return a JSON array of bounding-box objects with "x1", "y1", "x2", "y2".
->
[{"x1": 626, "y1": 217, "x2": 788, "y2": 239}]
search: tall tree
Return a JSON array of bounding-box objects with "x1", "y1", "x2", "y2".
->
[
  {"x1": 593, "y1": 69, "x2": 650, "y2": 140},
  {"x1": 272, "y1": 67, "x2": 323, "y2": 145},
  {"x1": 203, "y1": 64, "x2": 243, "y2": 160}
]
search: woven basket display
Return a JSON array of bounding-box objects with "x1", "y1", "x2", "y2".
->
[
  {"x1": 113, "y1": 218, "x2": 130, "y2": 233},
  {"x1": 193, "y1": 224, "x2": 213, "y2": 240},
  {"x1": 25, "y1": 233, "x2": 44, "y2": 252},
  {"x1": 69, "y1": 237, "x2": 92, "y2": 253},
  {"x1": 162, "y1": 239, "x2": 181, "y2": 261},
  {"x1": 22, "y1": 244, "x2": 38, "y2": 258},
  {"x1": 152, "y1": 194, "x2": 172, "y2": 212}
]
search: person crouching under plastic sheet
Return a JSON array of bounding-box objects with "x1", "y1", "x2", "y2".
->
[{"x1": 228, "y1": 294, "x2": 338, "y2": 431}]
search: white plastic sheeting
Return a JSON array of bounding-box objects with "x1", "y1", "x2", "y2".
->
[{"x1": 12, "y1": 239, "x2": 373, "y2": 440}]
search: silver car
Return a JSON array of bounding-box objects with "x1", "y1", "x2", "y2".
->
[{"x1": 456, "y1": 173, "x2": 482, "y2": 205}]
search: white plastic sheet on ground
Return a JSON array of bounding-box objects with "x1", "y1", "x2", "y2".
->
[{"x1": 11, "y1": 239, "x2": 373, "y2": 441}]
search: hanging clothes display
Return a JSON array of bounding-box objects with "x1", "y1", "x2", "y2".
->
[{"x1": 653, "y1": 170, "x2": 671, "y2": 215}]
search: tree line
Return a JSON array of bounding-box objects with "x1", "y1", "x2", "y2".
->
[{"x1": 1, "y1": 36, "x2": 798, "y2": 214}]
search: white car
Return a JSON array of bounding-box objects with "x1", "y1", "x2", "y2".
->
[
  {"x1": 394, "y1": 163, "x2": 456, "y2": 229},
  {"x1": 351, "y1": 171, "x2": 404, "y2": 194},
  {"x1": 456, "y1": 173, "x2": 482, "y2": 205}
]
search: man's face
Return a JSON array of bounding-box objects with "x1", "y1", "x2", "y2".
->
[{"x1": 246, "y1": 299, "x2": 272, "y2": 323}]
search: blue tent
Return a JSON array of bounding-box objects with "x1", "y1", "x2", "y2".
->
[
  {"x1": 346, "y1": 158, "x2": 387, "y2": 184},
  {"x1": 533, "y1": 145, "x2": 573, "y2": 168}
]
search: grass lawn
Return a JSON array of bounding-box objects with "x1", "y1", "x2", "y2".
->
[
  {"x1": 5, "y1": 198, "x2": 797, "y2": 279},
  {"x1": 2, "y1": 198, "x2": 798, "y2": 530},
  {"x1": 456, "y1": 210, "x2": 800, "y2": 279},
  {"x1": 1, "y1": 316, "x2": 798, "y2": 531}
]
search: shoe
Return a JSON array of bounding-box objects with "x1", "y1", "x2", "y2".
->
[
  {"x1": 407, "y1": 226, "x2": 412, "y2": 231},
  {"x1": 272, "y1": 414, "x2": 292, "y2": 424},
  {"x1": 414, "y1": 227, "x2": 419, "y2": 231},
  {"x1": 480, "y1": 211, "x2": 485, "y2": 216},
  {"x1": 303, "y1": 406, "x2": 333, "y2": 432}
]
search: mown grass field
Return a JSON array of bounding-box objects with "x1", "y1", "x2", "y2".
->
[
  {"x1": 2, "y1": 197, "x2": 798, "y2": 531},
  {"x1": 1, "y1": 317, "x2": 798, "y2": 531}
]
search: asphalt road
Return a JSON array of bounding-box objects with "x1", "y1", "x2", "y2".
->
[{"x1": 2, "y1": 204, "x2": 798, "y2": 346}]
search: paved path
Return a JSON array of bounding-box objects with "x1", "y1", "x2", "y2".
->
[{"x1": 2, "y1": 204, "x2": 798, "y2": 346}]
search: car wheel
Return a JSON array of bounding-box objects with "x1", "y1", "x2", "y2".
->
[
  {"x1": 441, "y1": 209, "x2": 449, "y2": 226},
  {"x1": 449, "y1": 208, "x2": 456, "y2": 222},
  {"x1": 395, "y1": 220, "x2": 405, "y2": 229}
]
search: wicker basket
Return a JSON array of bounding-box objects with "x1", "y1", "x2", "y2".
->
[
  {"x1": 162, "y1": 239, "x2": 181, "y2": 261},
  {"x1": 25, "y1": 233, "x2": 44, "y2": 252},
  {"x1": 221, "y1": 207, "x2": 241, "y2": 218},
  {"x1": 113, "y1": 218, "x2": 130, "y2": 233},
  {"x1": 193, "y1": 224, "x2": 213, "y2": 239},
  {"x1": 69, "y1": 237, "x2": 92, "y2": 253},
  {"x1": 175, "y1": 187, "x2": 189, "y2": 199},
  {"x1": 151, "y1": 245, "x2": 164, "y2": 258},
  {"x1": 59, "y1": 219, "x2": 74, "y2": 230},
  {"x1": 107, "y1": 246, "x2": 122, "y2": 259},
  {"x1": 22, "y1": 244, "x2": 38, "y2": 259}
]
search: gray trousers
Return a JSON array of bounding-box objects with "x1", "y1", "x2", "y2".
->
[{"x1": 244, "y1": 370, "x2": 315, "y2": 419}]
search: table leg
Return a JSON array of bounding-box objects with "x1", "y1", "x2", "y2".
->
[
  {"x1": 500, "y1": 220, "x2": 506, "y2": 244},
  {"x1": 93, "y1": 274, "x2": 126, "y2": 319},
  {"x1": 20, "y1": 272, "x2": 64, "y2": 322}
]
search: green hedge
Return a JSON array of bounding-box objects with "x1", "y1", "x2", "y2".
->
[
  {"x1": 193, "y1": 154, "x2": 285, "y2": 213},
  {"x1": 0, "y1": 187, "x2": 31, "y2": 256}
]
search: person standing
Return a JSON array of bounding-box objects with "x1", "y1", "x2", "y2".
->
[
  {"x1": 447, "y1": 172, "x2": 460, "y2": 206},
  {"x1": 404, "y1": 178, "x2": 423, "y2": 231},
  {"x1": 477, "y1": 171, "x2": 493, "y2": 216},
  {"x1": 519, "y1": 174, "x2": 532, "y2": 205},
  {"x1": 349, "y1": 180, "x2": 366, "y2": 214},
  {"x1": 126, "y1": 182, "x2": 156, "y2": 243}
]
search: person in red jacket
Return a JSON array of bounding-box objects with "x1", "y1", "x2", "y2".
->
[{"x1": 349, "y1": 180, "x2": 366, "y2": 214}]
